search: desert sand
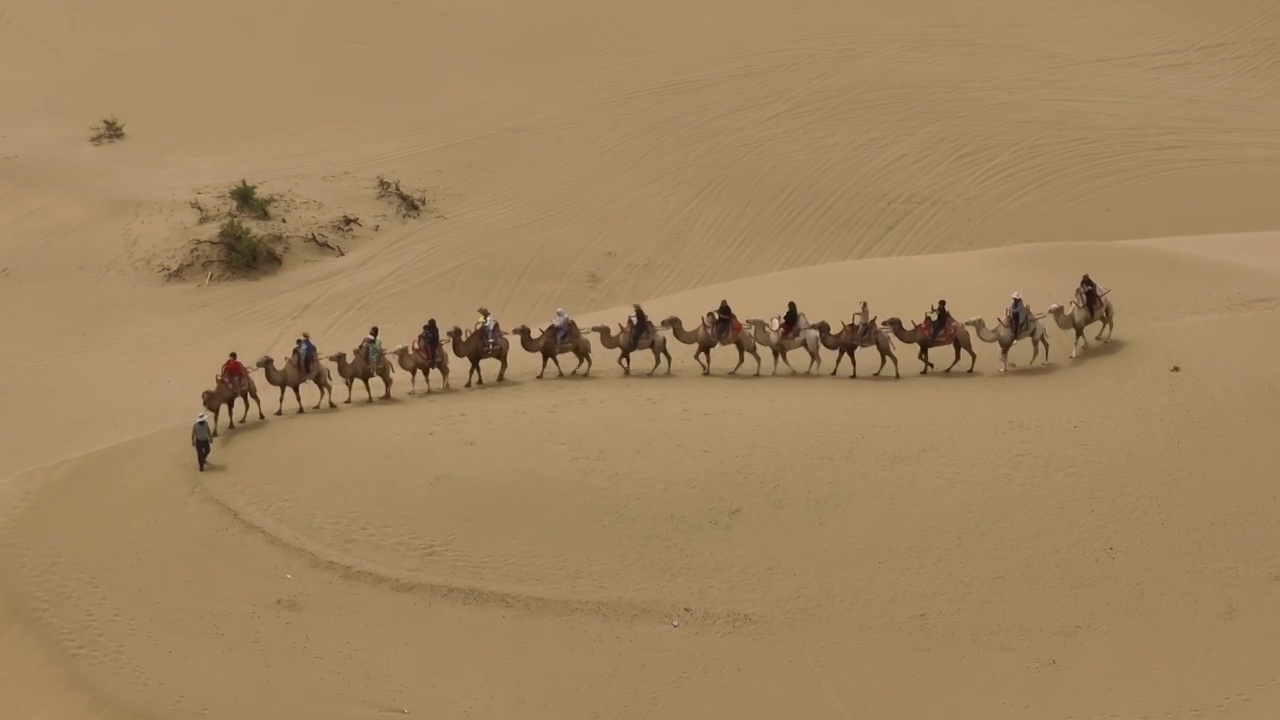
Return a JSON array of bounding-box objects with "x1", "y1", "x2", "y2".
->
[{"x1": 3, "y1": 0, "x2": 1280, "y2": 717}]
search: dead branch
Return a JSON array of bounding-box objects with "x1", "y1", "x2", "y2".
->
[{"x1": 305, "y1": 232, "x2": 346, "y2": 257}]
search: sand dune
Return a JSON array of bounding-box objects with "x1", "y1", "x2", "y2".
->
[{"x1": 4, "y1": 0, "x2": 1280, "y2": 717}]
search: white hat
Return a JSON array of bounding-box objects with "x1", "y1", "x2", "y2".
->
[
  {"x1": 365, "y1": 335, "x2": 375, "y2": 341},
  {"x1": 197, "y1": 413, "x2": 207, "y2": 422},
  {"x1": 556, "y1": 308, "x2": 565, "y2": 315},
  {"x1": 1011, "y1": 292, "x2": 1022, "y2": 300}
]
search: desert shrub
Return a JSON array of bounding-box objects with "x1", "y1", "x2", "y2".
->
[
  {"x1": 89, "y1": 116, "x2": 126, "y2": 144},
  {"x1": 218, "y1": 219, "x2": 280, "y2": 270},
  {"x1": 376, "y1": 176, "x2": 426, "y2": 218},
  {"x1": 228, "y1": 179, "x2": 274, "y2": 219}
]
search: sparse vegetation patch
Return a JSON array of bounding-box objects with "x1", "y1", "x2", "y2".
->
[
  {"x1": 376, "y1": 176, "x2": 428, "y2": 218},
  {"x1": 216, "y1": 219, "x2": 282, "y2": 270},
  {"x1": 229, "y1": 179, "x2": 275, "y2": 219},
  {"x1": 89, "y1": 116, "x2": 126, "y2": 145}
]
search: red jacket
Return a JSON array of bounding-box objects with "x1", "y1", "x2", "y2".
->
[{"x1": 222, "y1": 359, "x2": 246, "y2": 376}]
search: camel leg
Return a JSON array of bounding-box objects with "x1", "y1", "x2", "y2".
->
[
  {"x1": 943, "y1": 340, "x2": 962, "y2": 373},
  {"x1": 999, "y1": 349, "x2": 1008, "y2": 373},
  {"x1": 581, "y1": 353, "x2": 592, "y2": 376},
  {"x1": 536, "y1": 355, "x2": 549, "y2": 379},
  {"x1": 873, "y1": 348, "x2": 886, "y2": 377},
  {"x1": 292, "y1": 385, "x2": 304, "y2": 413},
  {"x1": 661, "y1": 348, "x2": 672, "y2": 375},
  {"x1": 887, "y1": 346, "x2": 900, "y2": 378},
  {"x1": 382, "y1": 374, "x2": 392, "y2": 399},
  {"x1": 408, "y1": 370, "x2": 418, "y2": 396},
  {"x1": 779, "y1": 349, "x2": 796, "y2": 375},
  {"x1": 966, "y1": 342, "x2": 977, "y2": 373},
  {"x1": 617, "y1": 352, "x2": 629, "y2": 376},
  {"x1": 275, "y1": 386, "x2": 286, "y2": 416},
  {"x1": 694, "y1": 348, "x2": 709, "y2": 375},
  {"x1": 361, "y1": 378, "x2": 373, "y2": 403},
  {"x1": 253, "y1": 392, "x2": 265, "y2": 419},
  {"x1": 496, "y1": 355, "x2": 508, "y2": 382},
  {"x1": 849, "y1": 348, "x2": 859, "y2": 379},
  {"x1": 807, "y1": 347, "x2": 820, "y2": 374},
  {"x1": 729, "y1": 346, "x2": 745, "y2": 375},
  {"x1": 225, "y1": 399, "x2": 237, "y2": 431},
  {"x1": 830, "y1": 348, "x2": 845, "y2": 376},
  {"x1": 918, "y1": 347, "x2": 930, "y2": 374}
]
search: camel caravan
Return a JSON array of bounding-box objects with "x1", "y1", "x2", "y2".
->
[{"x1": 199, "y1": 276, "x2": 1116, "y2": 435}]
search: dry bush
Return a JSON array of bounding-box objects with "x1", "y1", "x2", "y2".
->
[
  {"x1": 376, "y1": 176, "x2": 427, "y2": 218},
  {"x1": 89, "y1": 116, "x2": 126, "y2": 145}
]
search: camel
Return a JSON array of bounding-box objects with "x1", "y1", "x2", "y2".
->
[
  {"x1": 390, "y1": 342, "x2": 451, "y2": 394},
  {"x1": 447, "y1": 326, "x2": 509, "y2": 388},
  {"x1": 814, "y1": 318, "x2": 900, "y2": 378},
  {"x1": 326, "y1": 349, "x2": 394, "y2": 403},
  {"x1": 255, "y1": 354, "x2": 337, "y2": 414},
  {"x1": 743, "y1": 315, "x2": 822, "y2": 375},
  {"x1": 1047, "y1": 290, "x2": 1115, "y2": 359},
  {"x1": 880, "y1": 316, "x2": 977, "y2": 374},
  {"x1": 512, "y1": 324, "x2": 593, "y2": 379},
  {"x1": 590, "y1": 323, "x2": 672, "y2": 376},
  {"x1": 963, "y1": 314, "x2": 1050, "y2": 373},
  {"x1": 660, "y1": 315, "x2": 761, "y2": 376},
  {"x1": 200, "y1": 375, "x2": 265, "y2": 437}
]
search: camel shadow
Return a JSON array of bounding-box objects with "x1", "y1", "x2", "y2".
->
[
  {"x1": 918, "y1": 369, "x2": 984, "y2": 380},
  {"x1": 461, "y1": 377, "x2": 524, "y2": 392},
  {"x1": 1000, "y1": 360, "x2": 1063, "y2": 377},
  {"x1": 614, "y1": 371, "x2": 678, "y2": 380},
  {"x1": 1069, "y1": 338, "x2": 1126, "y2": 362}
]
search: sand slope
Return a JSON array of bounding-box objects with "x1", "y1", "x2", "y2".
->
[{"x1": 4, "y1": 0, "x2": 1280, "y2": 717}]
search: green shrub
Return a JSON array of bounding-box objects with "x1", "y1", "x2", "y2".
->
[
  {"x1": 218, "y1": 219, "x2": 280, "y2": 270},
  {"x1": 228, "y1": 180, "x2": 274, "y2": 219}
]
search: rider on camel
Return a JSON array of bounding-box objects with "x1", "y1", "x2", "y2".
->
[
  {"x1": 361, "y1": 326, "x2": 383, "y2": 368},
  {"x1": 476, "y1": 307, "x2": 498, "y2": 348},
  {"x1": 297, "y1": 332, "x2": 317, "y2": 375},
  {"x1": 780, "y1": 301, "x2": 800, "y2": 339},
  {"x1": 1079, "y1": 274, "x2": 1100, "y2": 314},
  {"x1": 419, "y1": 320, "x2": 440, "y2": 364},
  {"x1": 221, "y1": 352, "x2": 248, "y2": 392},
  {"x1": 1008, "y1": 292, "x2": 1026, "y2": 342},
  {"x1": 928, "y1": 300, "x2": 950, "y2": 341},
  {"x1": 714, "y1": 299, "x2": 735, "y2": 341},
  {"x1": 552, "y1": 308, "x2": 573, "y2": 346},
  {"x1": 629, "y1": 304, "x2": 649, "y2": 350}
]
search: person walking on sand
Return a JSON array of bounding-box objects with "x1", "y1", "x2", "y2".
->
[{"x1": 192, "y1": 413, "x2": 213, "y2": 471}]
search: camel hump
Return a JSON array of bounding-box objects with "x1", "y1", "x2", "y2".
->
[{"x1": 767, "y1": 316, "x2": 782, "y2": 332}]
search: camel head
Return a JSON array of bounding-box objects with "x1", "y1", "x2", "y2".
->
[
  {"x1": 590, "y1": 324, "x2": 611, "y2": 335},
  {"x1": 812, "y1": 320, "x2": 831, "y2": 334},
  {"x1": 201, "y1": 389, "x2": 215, "y2": 407},
  {"x1": 660, "y1": 316, "x2": 679, "y2": 329},
  {"x1": 1045, "y1": 303, "x2": 1064, "y2": 315},
  {"x1": 255, "y1": 355, "x2": 274, "y2": 369},
  {"x1": 391, "y1": 344, "x2": 409, "y2": 356},
  {"x1": 511, "y1": 324, "x2": 532, "y2": 336},
  {"x1": 881, "y1": 317, "x2": 904, "y2": 328},
  {"x1": 962, "y1": 316, "x2": 985, "y2": 328},
  {"x1": 326, "y1": 351, "x2": 348, "y2": 363}
]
